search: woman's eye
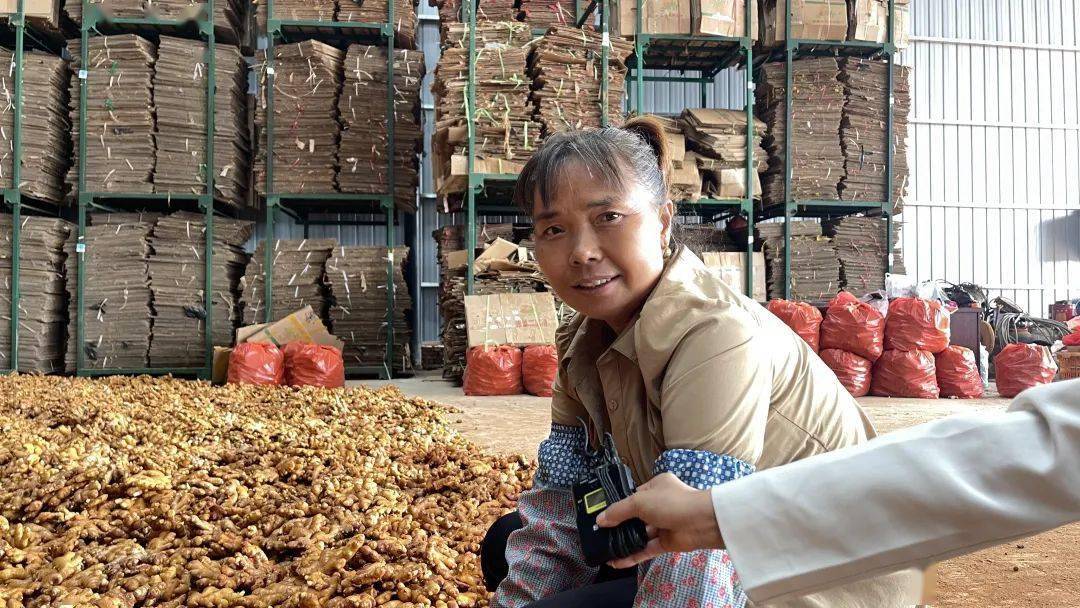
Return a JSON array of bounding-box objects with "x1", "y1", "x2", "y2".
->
[
  {"x1": 599, "y1": 212, "x2": 622, "y2": 223},
  {"x1": 542, "y1": 225, "x2": 564, "y2": 237}
]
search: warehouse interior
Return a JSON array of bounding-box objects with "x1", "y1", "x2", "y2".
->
[{"x1": 0, "y1": 0, "x2": 1077, "y2": 606}]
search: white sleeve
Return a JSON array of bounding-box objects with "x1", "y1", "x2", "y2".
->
[{"x1": 712, "y1": 380, "x2": 1080, "y2": 605}]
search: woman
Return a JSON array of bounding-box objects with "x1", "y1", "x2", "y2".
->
[{"x1": 481, "y1": 118, "x2": 920, "y2": 608}]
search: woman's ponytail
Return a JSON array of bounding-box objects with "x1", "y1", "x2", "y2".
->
[{"x1": 621, "y1": 116, "x2": 672, "y2": 182}]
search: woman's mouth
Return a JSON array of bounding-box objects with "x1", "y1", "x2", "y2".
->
[{"x1": 574, "y1": 276, "x2": 619, "y2": 291}]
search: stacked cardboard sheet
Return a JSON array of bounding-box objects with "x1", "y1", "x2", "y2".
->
[
  {"x1": 680, "y1": 108, "x2": 767, "y2": 199},
  {"x1": 420, "y1": 340, "x2": 443, "y2": 369},
  {"x1": 152, "y1": 38, "x2": 248, "y2": 203},
  {"x1": 433, "y1": 21, "x2": 537, "y2": 195},
  {"x1": 519, "y1": 0, "x2": 576, "y2": 27},
  {"x1": 241, "y1": 238, "x2": 335, "y2": 327},
  {"x1": 823, "y1": 215, "x2": 904, "y2": 295},
  {"x1": 147, "y1": 212, "x2": 253, "y2": 368},
  {"x1": 338, "y1": 45, "x2": 424, "y2": 212},
  {"x1": 254, "y1": 41, "x2": 344, "y2": 195},
  {"x1": 529, "y1": 25, "x2": 634, "y2": 134},
  {"x1": 63, "y1": 226, "x2": 78, "y2": 371},
  {"x1": 429, "y1": 0, "x2": 520, "y2": 39},
  {"x1": 80, "y1": 213, "x2": 158, "y2": 369},
  {"x1": 758, "y1": 220, "x2": 839, "y2": 301},
  {"x1": 338, "y1": 0, "x2": 419, "y2": 48},
  {"x1": 839, "y1": 58, "x2": 910, "y2": 212},
  {"x1": 848, "y1": 0, "x2": 910, "y2": 48},
  {"x1": 0, "y1": 215, "x2": 73, "y2": 373},
  {"x1": 756, "y1": 58, "x2": 844, "y2": 208},
  {"x1": 760, "y1": 0, "x2": 849, "y2": 46},
  {"x1": 65, "y1": 0, "x2": 246, "y2": 41},
  {"x1": 652, "y1": 115, "x2": 701, "y2": 202},
  {"x1": 325, "y1": 246, "x2": 412, "y2": 372},
  {"x1": 68, "y1": 35, "x2": 157, "y2": 195},
  {"x1": 0, "y1": 49, "x2": 70, "y2": 205}
]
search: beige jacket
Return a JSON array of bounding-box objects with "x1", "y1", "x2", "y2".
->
[
  {"x1": 551, "y1": 246, "x2": 874, "y2": 482},
  {"x1": 713, "y1": 379, "x2": 1080, "y2": 605}
]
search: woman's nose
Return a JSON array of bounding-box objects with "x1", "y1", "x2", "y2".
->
[{"x1": 569, "y1": 232, "x2": 602, "y2": 267}]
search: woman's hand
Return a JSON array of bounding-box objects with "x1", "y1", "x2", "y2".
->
[{"x1": 596, "y1": 472, "x2": 725, "y2": 568}]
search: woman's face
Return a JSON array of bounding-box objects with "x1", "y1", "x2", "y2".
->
[{"x1": 532, "y1": 161, "x2": 674, "y2": 333}]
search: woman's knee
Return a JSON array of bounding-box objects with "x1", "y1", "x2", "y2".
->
[{"x1": 481, "y1": 511, "x2": 524, "y2": 591}]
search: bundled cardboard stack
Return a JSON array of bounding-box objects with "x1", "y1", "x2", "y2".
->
[
  {"x1": 428, "y1": 0, "x2": 520, "y2": 40},
  {"x1": 254, "y1": 41, "x2": 344, "y2": 195},
  {"x1": 79, "y1": 213, "x2": 157, "y2": 369},
  {"x1": 0, "y1": 49, "x2": 70, "y2": 205},
  {"x1": 680, "y1": 108, "x2": 767, "y2": 199},
  {"x1": 258, "y1": 0, "x2": 335, "y2": 23},
  {"x1": 529, "y1": 25, "x2": 634, "y2": 134},
  {"x1": 611, "y1": 0, "x2": 756, "y2": 37},
  {"x1": 653, "y1": 115, "x2": 701, "y2": 202},
  {"x1": 152, "y1": 39, "x2": 249, "y2": 203},
  {"x1": 338, "y1": 0, "x2": 419, "y2": 47},
  {"x1": 240, "y1": 238, "x2": 335, "y2": 327},
  {"x1": 433, "y1": 21, "x2": 537, "y2": 195},
  {"x1": 824, "y1": 215, "x2": 904, "y2": 294},
  {"x1": 147, "y1": 212, "x2": 253, "y2": 368},
  {"x1": 0, "y1": 215, "x2": 73, "y2": 373},
  {"x1": 64, "y1": 0, "x2": 246, "y2": 41},
  {"x1": 839, "y1": 58, "x2": 910, "y2": 211},
  {"x1": 420, "y1": 340, "x2": 443, "y2": 370},
  {"x1": 756, "y1": 58, "x2": 845, "y2": 208},
  {"x1": 63, "y1": 225, "x2": 78, "y2": 371},
  {"x1": 338, "y1": 45, "x2": 425, "y2": 212},
  {"x1": 68, "y1": 35, "x2": 157, "y2": 195},
  {"x1": 325, "y1": 246, "x2": 412, "y2": 372},
  {"x1": 519, "y1": 0, "x2": 576, "y2": 27},
  {"x1": 758, "y1": 220, "x2": 840, "y2": 301},
  {"x1": 759, "y1": 0, "x2": 848, "y2": 45},
  {"x1": 847, "y1": 0, "x2": 910, "y2": 48}
]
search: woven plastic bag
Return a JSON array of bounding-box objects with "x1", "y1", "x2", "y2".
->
[
  {"x1": 820, "y1": 349, "x2": 872, "y2": 397},
  {"x1": 464, "y1": 345, "x2": 523, "y2": 396},
  {"x1": 523, "y1": 345, "x2": 559, "y2": 397},
  {"x1": 935, "y1": 346, "x2": 983, "y2": 399},
  {"x1": 820, "y1": 291, "x2": 886, "y2": 362},
  {"x1": 284, "y1": 342, "x2": 345, "y2": 388},
  {"x1": 871, "y1": 349, "x2": 940, "y2": 399},
  {"x1": 767, "y1": 299, "x2": 823, "y2": 352},
  {"x1": 228, "y1": 343, "x2": 284, "y2": 385},
  {"x1": 885, "y1": 297, "x2": 951, "y2": 353},
  {"x1": 1063, "y1": 331, "x2": 1080, "y2": 347},
  {"x1": 994, "y1": 343, "x2": 1058, "y2": 398}
]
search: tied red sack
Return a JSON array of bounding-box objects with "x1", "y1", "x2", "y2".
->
[
  {"x1": 228, "y1": 343, "x2": 284, "y2": 385},
  {"x1": 885, "y1": 297, "x2": 951, "y2": 353},
  {"x1": 464, "y1": 345, "x2": 523, "y2": 396},
  {"x1": 820, "y1": 291, "x2": 886, "y2": 361},
  {"x1": 767, "y1": 299, "x2": 823, "y2": 352},
  {"x1": 820, "y1": 349, "x2": 872, "y2": 397},
  {"x1": 994, "y1": 343, "x2": 1058, "y2": 398},
  {"x1": 284, "y1": 342, "x2": 345, "y2": 388},
  {"x1": 871, "y1": 349, "x2": 940, "y2": 399},
  {"x1": 935, "y1": 345, "x2": 983, "y2": 399},
  {"x1": 523, "y1": 345, "x2": 558, "y2": 397},
  {"x1": 1063, "y1": 332, "x2": 1080, "y2": 347}
]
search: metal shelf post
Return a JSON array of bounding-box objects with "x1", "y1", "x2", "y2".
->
[{"x1": 3, "y1": 0, "x2": 26, "y2": 372}]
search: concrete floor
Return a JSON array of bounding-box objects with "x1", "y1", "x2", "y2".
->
[{"x1": 354, "y1": 372, "x2": 1078, "y2": 608}]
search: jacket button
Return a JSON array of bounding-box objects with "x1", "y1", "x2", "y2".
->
[{"x1": 608, "y1": 399, "x2": 618, "y2": 411}]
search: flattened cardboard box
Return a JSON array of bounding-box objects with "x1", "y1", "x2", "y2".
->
[
  {"x1": 693, "y1": 0, "x2": 758, "y2": 38},
  {"x1": 465, "y1": 292, "x2": 558, "y2": 348},
  {"x1": 614, "y1": 0, "x2": 691, "y2": 36},
  {"x1": 243, "y1": 306, "x2": 344, "y2": 351},
  {"x1": 703, "y1": 251, "x2": 766, "y2": 302}
]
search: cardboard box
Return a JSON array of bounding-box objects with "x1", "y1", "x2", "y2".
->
[
  {"x1": 0, "y1": 0, "x2": 58, "y2": 27},
  {"x1": 446, "y1": 238, "x2": 531, "y2": 273},
  {"x1": 693, "y1": 0, "x2": 758, "y2": 38},
  {"x1": 212, "y1": 347, "x2": 232, "y2": 385},
  {"x1": 712, "y1": 167, "x2": 762, "y2": 198},
  {"x1": 240, "y1": 306, "x2": 345, "y2": 351},
  {"x1": 703, "y1": 251, "x2": 767, "y2": 301},
  {"x1": 464, "y1": 292, "x2": 559, "y2": 348},
  {"x1": 614, "y1": 0, "x2": 692, "y2": 36},
  {"x1": 438, "y1": 155, "x2": 527, "y2": 196},
  {"x1": 236, "y1": 322, "x2": 271, "y2": 344},
  {"x1": 849, "y1": 0, "x2": 909, "y2": 48},
  {"x1": 762, "y1": 0, "x2": 848, "y2": 45}
]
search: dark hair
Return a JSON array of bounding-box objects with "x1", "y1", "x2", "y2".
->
[{"x1": 513, "y1": 116, "x2": 671, "y2": 215}]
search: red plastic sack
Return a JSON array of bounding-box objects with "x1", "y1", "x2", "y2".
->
[
  {"x1": 767, "y1": 299, "x2": 823, "y2": 352},
  {"x1": 464, "y1": 345, "x2": 523, "y2": 396},
  {"x1": 994, "y1": 343, "x2": 1058, "y2": 398},
  {"x1": 820, "y1": 349, "x2": 872, "y2": 397},
  {"x1": 523, "y1": 345, "x2": 558, "y2": 397},
  {"x1": 228, "y1": 343, "x2": 284, "y2": 385},
  {"x1": 871, "y1": 350, "x2": 940, "y2": 398},
  {"x1": 935, "y1": 346, "x2": 983, "y2": 399},
  {"x1": 820, "y1": 291, "x2": 886, "y2": 362},
  {"x1": 885, "y1": 297, "x2": 951, "y2": 353},
  {"x1": 1063, "y1": 332, "x2": 1080, "y2": 347},
  {"x1": 283, "y1": 342, "x2": 345, "y2": 388}
]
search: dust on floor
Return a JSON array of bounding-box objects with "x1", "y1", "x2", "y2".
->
[{"x1": 355, "y1": 374, "x2": 1077, "y2": 608}]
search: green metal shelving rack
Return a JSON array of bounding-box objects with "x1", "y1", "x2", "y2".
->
[
  {"x1": 627, "y1": 0, "x2": 757, "y2": 298},
  {"x1": 769, "y1": 0, "x2": 900, "y2": 299},
  {"x1": 260, "y1": 2, "x2": 405, "y2": 379},
  {"x1": 72, "y1": 1, "x2": 220, "y2": 378}
]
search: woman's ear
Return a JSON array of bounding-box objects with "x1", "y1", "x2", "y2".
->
[{"x1": 659, "y1": 199, "x2": 675, "y2": 249}]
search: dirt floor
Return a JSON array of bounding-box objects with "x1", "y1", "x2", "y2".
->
[{"x1": 355, "y1": 374, "x2": 1077, "y2": 608}]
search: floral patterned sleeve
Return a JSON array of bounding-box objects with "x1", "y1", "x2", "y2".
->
[
  {"x1": 633, "y1": 449, "x2": 756, "y2": 608},
  {"x1": 491, "y1": 424, "x2": 600, "y2": 608}
]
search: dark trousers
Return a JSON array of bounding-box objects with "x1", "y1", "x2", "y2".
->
[{"x1": 481, "y1": 512, "x2": 638, "y2": 608}]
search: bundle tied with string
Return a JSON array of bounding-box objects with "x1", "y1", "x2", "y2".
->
[
  {"x1": 240, "y1": 238, "x2": 335, "y2": 327},
  {"x1": 325, "y1": 245, "x2": 413, "y2": 373}
]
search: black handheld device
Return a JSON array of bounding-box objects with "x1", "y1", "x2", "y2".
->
[{"x1": 573, "y1": 432, "x2": 649, "y2": 566}]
